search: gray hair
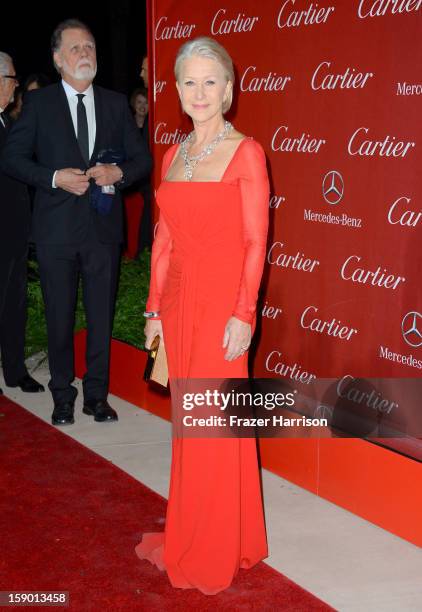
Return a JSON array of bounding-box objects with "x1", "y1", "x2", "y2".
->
[
  {"x1": 174, "y1": 36, "x2": 234, "y2": 113},
  {"x1": 0, "y1": 52, "x2": 13, "y2": 76},
  {"x1": 51, "y1": 18, "x2": 94, "y2": 73},
  {"x1": 51, "y1": 18, "x2": 93, "y2": 53}
]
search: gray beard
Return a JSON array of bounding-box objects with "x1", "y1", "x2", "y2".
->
[
  {"x1": 74, "y1": 65, "x2": 97, "y2": 80},
  {"x1": 62, "y1": 59, "x2": 97, "y2": 81}
]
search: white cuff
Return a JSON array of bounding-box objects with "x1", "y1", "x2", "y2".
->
[{"x1": 52, "y1": 170, "x2": 58, "y2": 188}]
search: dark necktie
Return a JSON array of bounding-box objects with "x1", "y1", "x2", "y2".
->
[{"x1": 76, "y1": 94, "x2": 89, "y2": 165}]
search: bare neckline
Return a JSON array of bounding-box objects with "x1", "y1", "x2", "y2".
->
[{"x1": 162, "y1": 136, "x2": 251, "y2": 184}]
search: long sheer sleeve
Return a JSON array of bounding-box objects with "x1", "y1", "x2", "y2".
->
[
  {"x1": 145, "y1": 212, "x2": 172, "y2": 314},
  {"x1": 145, "y1": 146, "x2": 177, "y2": 316},
  {"x1": 232, "y1": 140, "x2": 269, "y2": 324}
]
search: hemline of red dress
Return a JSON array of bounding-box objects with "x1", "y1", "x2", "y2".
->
[{"x1": 135, "y1": 524, "x2": 268, "y2": 596}]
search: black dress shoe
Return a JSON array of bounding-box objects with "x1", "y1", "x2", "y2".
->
[
  {"x1": 8, "y1": 374, "x2": 45, "y2": 393},
  {"x1": 52, "y1": 402, "x2": 75, "y2": 426},
  {"x1": 83, "y1": 399, "x2": 118, "y2": 422}
]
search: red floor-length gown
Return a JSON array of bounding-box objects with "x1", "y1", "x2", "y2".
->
[{"x1": 135, "y1": 137, "x2": 269, "y2": 595}]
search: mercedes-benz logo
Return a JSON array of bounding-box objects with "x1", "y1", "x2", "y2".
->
[
  {"x1": 401, "y1": 311, "x2": 422, "y2": 348},
  {"x1": 322, "y1": 170, "x2": 344, "y2": 205}
]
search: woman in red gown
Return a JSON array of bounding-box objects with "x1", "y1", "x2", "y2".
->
[{"x1": 135, "y1": 36, "x2": 269, "y2": 595}]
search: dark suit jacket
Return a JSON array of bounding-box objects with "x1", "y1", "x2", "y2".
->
[
  {"x1": 0, "y1": 113, "x2": 31, "y2": 255},
  {"x1": 1, "y1": 82, "x2": 152, "y2": 245}
]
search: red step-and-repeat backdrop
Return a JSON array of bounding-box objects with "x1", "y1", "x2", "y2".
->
[{"x1": 147, "y1": 0, "x2": 421, "y2": 446}]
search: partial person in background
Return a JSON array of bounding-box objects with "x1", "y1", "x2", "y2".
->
[
  {"x1": 10, "y1": 74, "x2": 51, "y2": 121},
  {"x1": 9, "y1": 74, "x2": 51, "y2": 121},
  {"x1": 140, "y1": 55, "x2": 148, "y2": 88},
  {"x1": 129, "y1": 86, "x2": 152, "y2": 253},
  {"x1": 1, "y1": 19, "x2": 151, "y2": 426},
  {"x1": 22, "y1": 73, "x2": 52, "y2": 252},
  {"x1": 8, "y1": 87, "x2": 23, "y2": 120},
  {"x1": 24, "y1": 73, "x2": 51, "y2": 92},
  {"x1": 130, "y1": 86, "x2": 148, "y2": 138},
  {"x1": 0, "y1": 51, "x2": 44, "y2": 395}
]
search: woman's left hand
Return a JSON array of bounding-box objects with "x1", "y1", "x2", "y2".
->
[{"x1": 222, "y1": 316, "x2": 252, "y2": 361}]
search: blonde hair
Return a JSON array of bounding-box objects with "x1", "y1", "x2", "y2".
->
[{"x1": 174, "y1": 36, "x2": 234, "y2": 113}]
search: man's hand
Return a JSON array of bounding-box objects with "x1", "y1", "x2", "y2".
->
[
  {"x1": 86, "y1": 164, "x2": 122, "y2": 187},
  {"x1": 55, "y1": 169, "x2": 90, "y2": 195}
]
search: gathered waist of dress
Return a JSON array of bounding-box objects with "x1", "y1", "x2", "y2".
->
[
  {"x1": 169, "y1": 239, "x2": 244, "y2": 267},
  {"x1": 163, "y1": 240, "x2": 244, "y2": 296}
]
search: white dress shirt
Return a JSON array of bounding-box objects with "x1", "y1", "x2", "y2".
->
[
  {"x1": 52, "y1": 80, "x2": 96, "y2": 187},
  {"x1": 0, "y1": 106, "x2": 6, "y2": 128},
  {"x1": 61, "y1": 79, "x2": 96, "y2": 157}
]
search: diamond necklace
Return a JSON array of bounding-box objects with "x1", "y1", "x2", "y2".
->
[{"x1": 180, "y1": 120, "x2": 233, "y2": 181}]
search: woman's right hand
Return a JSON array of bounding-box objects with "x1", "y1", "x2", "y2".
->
[{"x1": 144, "y1": 318, "x2": 164, "y2": 350}]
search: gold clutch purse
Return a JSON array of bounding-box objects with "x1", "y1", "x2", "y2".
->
[{"x1": 144, "y1": 335, "x2": 169, "y2": 388}]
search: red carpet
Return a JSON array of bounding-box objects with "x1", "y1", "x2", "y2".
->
[{"x1": 0, "y1": 396, "x2": 336, "y2": 611}]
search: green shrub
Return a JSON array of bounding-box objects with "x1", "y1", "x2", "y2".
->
[{"x1": 26, "y1": 251, "x2": 151, "y2": 356}]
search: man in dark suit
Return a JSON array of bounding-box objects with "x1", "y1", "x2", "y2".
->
[
  {"x1": 1, "y1": 20, "x2": 151, "y2": 425},
  {"x1": 0, "y1": 51, "x2": 44, "y2": 396}
]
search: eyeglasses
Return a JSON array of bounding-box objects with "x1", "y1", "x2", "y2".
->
[{"x1": 2, "y1": 75, "x2": 20, "y2": 85}]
